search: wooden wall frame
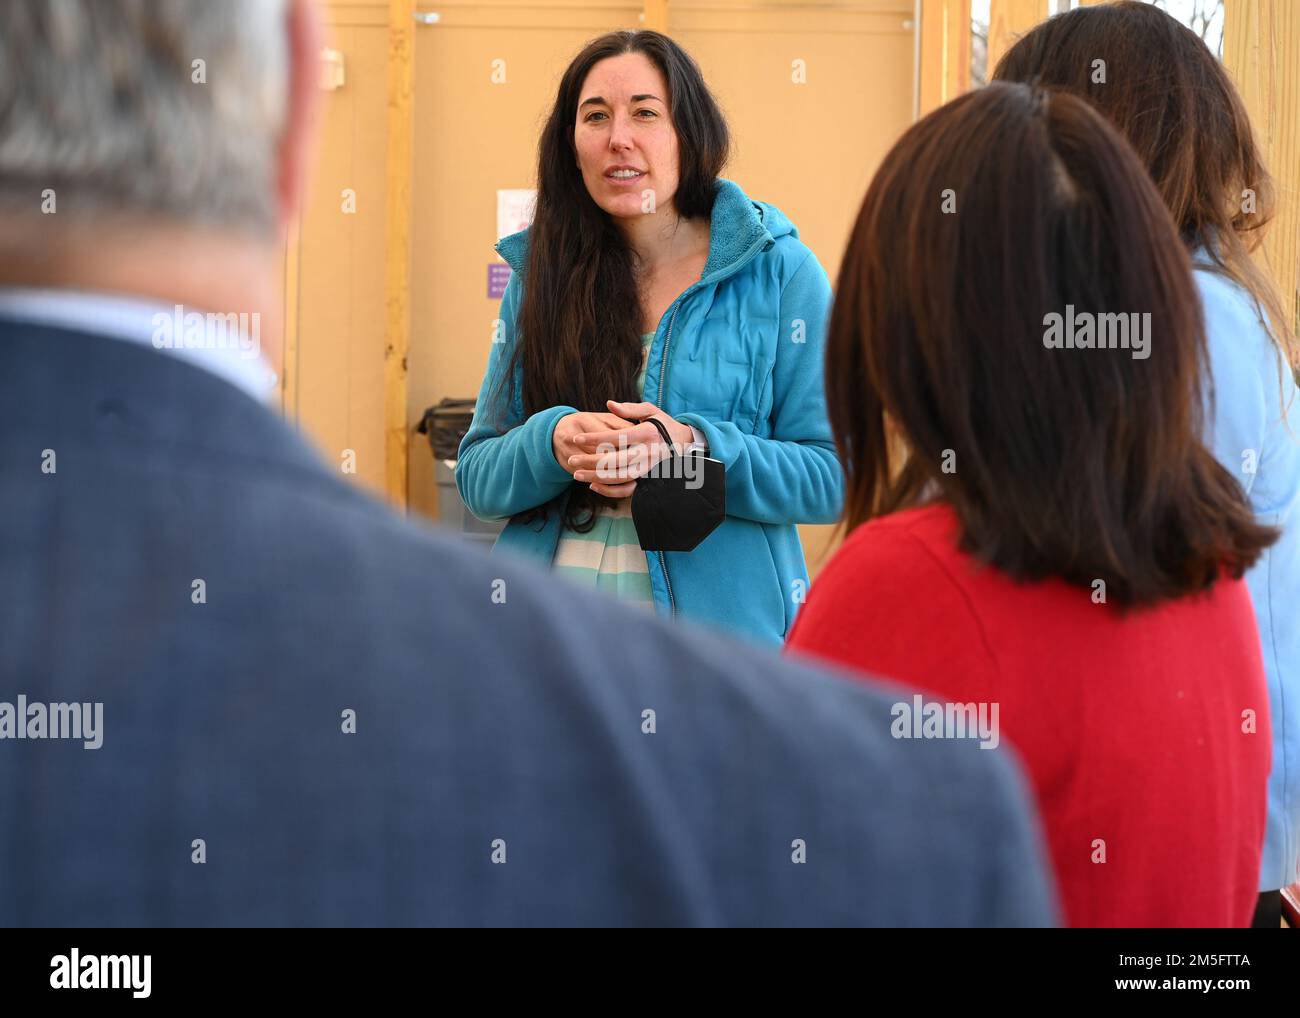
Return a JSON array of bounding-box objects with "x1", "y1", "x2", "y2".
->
[
  {"x1": 385, "y1": 0, "x2": 416, "y2": 508},
  {"x1": 1225, "y1": 0, "x2": 1300, "y2": 336}
]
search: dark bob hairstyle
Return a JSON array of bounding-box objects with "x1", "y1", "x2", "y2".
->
[{"x1": 825, "y1": 82, "x2": 1274, "y2": 607}]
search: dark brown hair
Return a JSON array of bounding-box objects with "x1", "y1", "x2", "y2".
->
[
  {"x1": 826, "y1": 82, "x2": 1274, "y2": 606},
  {"x1": 499, "y1": 30, "x2": 728, "y2": 530},
  {"x1": 993, "y1": 0, "x2": 1297, "y2": 371}
]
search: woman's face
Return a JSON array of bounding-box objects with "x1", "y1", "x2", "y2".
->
[{"x1": 573, "y1": 52, "x2": 680, "y2": 221}]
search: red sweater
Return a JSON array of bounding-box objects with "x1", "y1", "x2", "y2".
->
[{"x1": 787, "y1": 504, "x2": 1270, "y2": 927}]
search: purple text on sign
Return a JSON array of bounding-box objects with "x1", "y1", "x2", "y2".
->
[{"x1": 488, "y1": 263, "x2": 512, "y2": 300}]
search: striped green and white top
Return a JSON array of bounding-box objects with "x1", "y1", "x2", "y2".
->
[{"x1": 552, "y1": 333, "x2": 657, "y2": 609}]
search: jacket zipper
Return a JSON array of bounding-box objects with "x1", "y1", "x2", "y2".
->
[
  {"x1": 656, "y1": 302, "x2": 684, "y2": 618},
  {"x1": 651, "y1": 231, "x2": 772, "y2": 621}
]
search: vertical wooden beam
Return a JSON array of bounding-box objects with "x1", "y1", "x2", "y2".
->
[
  {"x1": 643, "y1": 0, "x2": 668, "y2": 33},
  {"x1": 1224, "y1": 0, "x2": 1300, "y2": 333},
  {"x1": 384, "y1": 0, "x2": 415, "y2": 509},
  {"x1": 919, "y1": 0, "x2": 971, "y2": 118},
  {"x1": 987, "y1": 0, "x2": 1046, "y2": 72}
]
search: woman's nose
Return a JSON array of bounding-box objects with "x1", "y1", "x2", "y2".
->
[{"x1": 608, "y1": 113, "x2": 635, "y2": 151}]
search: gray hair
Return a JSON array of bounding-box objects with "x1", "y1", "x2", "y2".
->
[{"x1": 0, "y1": 0, "x2": 289, "y2": 232}]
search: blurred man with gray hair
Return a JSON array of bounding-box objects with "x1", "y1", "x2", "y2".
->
[{"x1": 0, "y1": 0, "x2": 1056, "y2": 927}]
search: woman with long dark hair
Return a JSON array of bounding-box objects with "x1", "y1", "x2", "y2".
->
[
  {"x1": 993, "y1": 0, "x2": 1300, "y2": 928},
  {"x1": 456, "y1": 31, "x2": 841, "y2": 645},
  {"x1": 786, "y1": 82, "x2": 1274, "y2": 926}
]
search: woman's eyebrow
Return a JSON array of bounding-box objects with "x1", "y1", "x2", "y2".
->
[{"x1": 578, "y1": 94, "x2": 663, "y2": 108}]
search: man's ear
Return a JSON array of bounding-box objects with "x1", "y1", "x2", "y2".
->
[{"x1": 276, "y1": 0, "x2": 324, "y2": 227}]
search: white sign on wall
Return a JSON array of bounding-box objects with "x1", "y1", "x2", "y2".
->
[{"x1": 496, "y1": 188, "x2": 537, "y2": 247}]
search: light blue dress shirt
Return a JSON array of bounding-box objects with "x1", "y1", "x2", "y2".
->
[
  {"x1": 1195, "y1": 260, "x2": 1300, "y2": 892},
  {"x1": 0, "y1": 287, "x2": 278, "y2": 402}
]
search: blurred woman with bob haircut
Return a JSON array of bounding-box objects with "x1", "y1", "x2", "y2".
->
[
  {"x1": 993, "y1": 0, "x2": 1300, "y2": 929},
  {"x1": 787, "y1": 82, "x2": 1274, "y2": 928}
]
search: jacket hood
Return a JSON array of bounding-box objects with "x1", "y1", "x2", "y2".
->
[{"x1": 494, "y1": 178, "x2": 795, "y2": 277}]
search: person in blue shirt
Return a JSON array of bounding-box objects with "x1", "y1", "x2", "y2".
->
[
  {"x1": 995, "y1": 0, "x2": 1300, "y2": 926},
  {"x1": 457, "y1": 30, "x2": 843, "y2": 647}
]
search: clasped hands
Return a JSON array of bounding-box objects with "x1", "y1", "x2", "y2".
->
[{"x1": 552, "y1": 400, "x2": 694, "y2": 499}]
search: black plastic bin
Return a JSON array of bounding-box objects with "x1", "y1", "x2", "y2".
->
[{"x1": 416, "y1": 398, "x2": 506, "y2": 550}]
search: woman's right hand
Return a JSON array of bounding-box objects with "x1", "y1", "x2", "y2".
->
[{"x1": 552, "y1": 411, "x2": 635, "y2": 475}]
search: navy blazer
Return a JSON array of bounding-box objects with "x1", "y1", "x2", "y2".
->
[{"x1": 0, "y1": 319, "x2": 1056, "y2": 926}]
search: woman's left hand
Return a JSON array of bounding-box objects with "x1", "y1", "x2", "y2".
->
[{"x1": 567, "y1": 400, "x2": 694, "y2": 498}]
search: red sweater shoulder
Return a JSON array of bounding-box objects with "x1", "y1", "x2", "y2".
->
[{"x1": 787, "y1": 504, "x2": 999, "y2": 692}]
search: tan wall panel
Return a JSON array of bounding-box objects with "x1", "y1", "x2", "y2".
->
[
  {"x1": 673, "y1": 3, "x2": 913, "y2": 285},
  {"x1": 293, "y1": 22, "x2": 392, "y2": 498},
  {"x1": 1225, "y1": 0, "x2": 1300, "y2": 338}
]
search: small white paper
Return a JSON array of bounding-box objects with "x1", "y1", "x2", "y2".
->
[{"x1": 496, "y1": 188, "x2": 537, "y2": 246}]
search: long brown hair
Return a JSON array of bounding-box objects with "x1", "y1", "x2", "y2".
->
[
  {"x1": 993, "y1": 0, "x2": 1298, "y2": 373},
  {"x1": 498, "y1": 30, "x2": 729, "y2": 530},
  {"x1": 826, "y1": 82, "x2": 1275, "y2": 607}
]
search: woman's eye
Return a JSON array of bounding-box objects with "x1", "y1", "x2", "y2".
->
[{"x1": 583, "y1": 110, "x2": 656, "y2": 123}]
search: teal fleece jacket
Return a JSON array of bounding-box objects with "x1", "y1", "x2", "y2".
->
[{"x1": 456, "y1": 178, "x2": 844, "y2": 645}]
